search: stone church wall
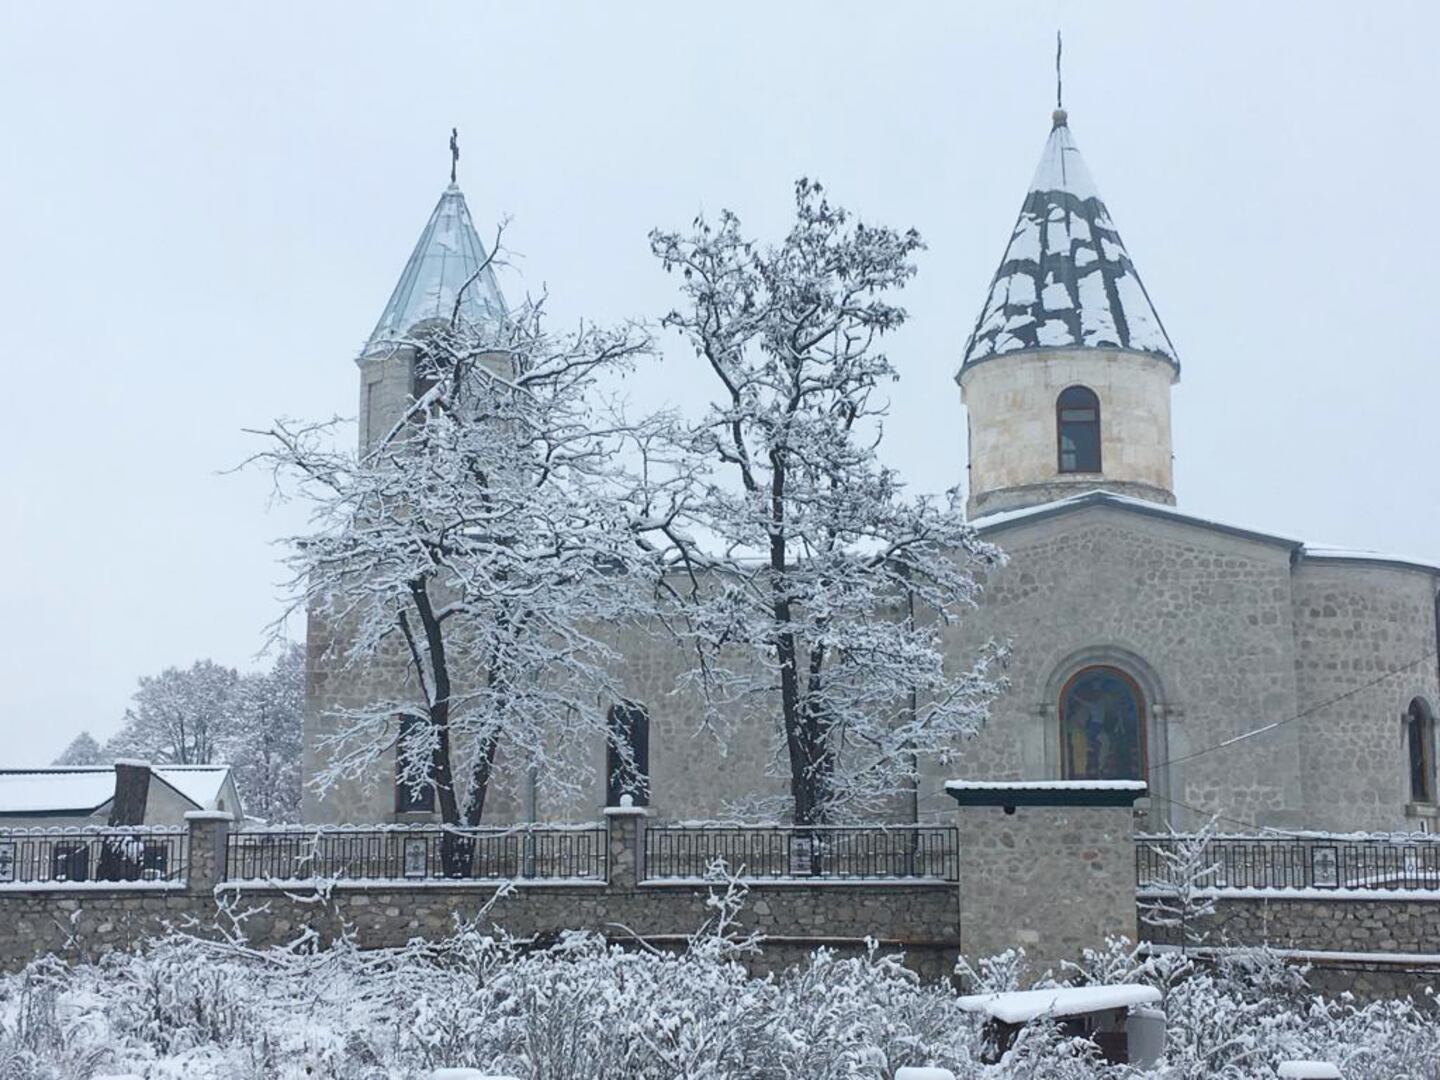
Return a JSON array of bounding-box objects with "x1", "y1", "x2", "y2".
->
[
  {"x1": 1290, "y1": 557, "x2": 1440, "y2": 832},
  {"x1": 929, "y1": 504, "x2": 1307, "y2": 831}
]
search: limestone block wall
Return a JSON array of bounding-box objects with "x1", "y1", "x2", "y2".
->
[
  {"x1": 955, "y1": 802, "x2": 1136, "y2": 977},
  {"x1": 0, "y1": 814, "x2": 960, "y2": 982},
  {"x1": 959, "y1": 348, "x2": 1177, "y2": 518},
  {"x1": 929, "y1": 506, "x2": 1306, "y2": 831},
  {"x1": 1290, "y1": 557, "x2": 1440, "y2": 832}
]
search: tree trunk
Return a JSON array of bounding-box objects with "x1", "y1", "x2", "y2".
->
[{"x1": 408, "y1": 582, "x2": 471, "y2": 877}]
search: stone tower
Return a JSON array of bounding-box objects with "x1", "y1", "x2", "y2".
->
[
  {"x1": 958, "y1": 108, "x2": 1180, "y2": 519},
  {"x1": 356, "y1": 181, "x2": 507, "y2": 452}
]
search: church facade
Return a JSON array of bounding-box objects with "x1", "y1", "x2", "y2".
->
[{"x1": 303, "y1": 109, "x2": 1440, "y2": 835}]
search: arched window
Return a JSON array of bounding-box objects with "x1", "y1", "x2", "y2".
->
[
  {"x1": 1057, "y1": 385, "x2": 1101, "y2": 473},
  {"x1": 1407, "y1": 698, "x2": 1436, "y2": 805},
  {"x1": 1060, "y1": 665, "x2": 1146, "y2": 780},
  {"x1": 606, "y1": 702, "x2": 651, "y2": 807}
]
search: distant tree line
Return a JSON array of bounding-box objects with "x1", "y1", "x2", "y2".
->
[{"x1": 52, "y1": 644, "x2": 304, "y2": 823}]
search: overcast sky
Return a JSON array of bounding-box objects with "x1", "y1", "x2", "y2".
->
[{"x1": 1, "y1": 2, "x2": 1436, "y2": 766}]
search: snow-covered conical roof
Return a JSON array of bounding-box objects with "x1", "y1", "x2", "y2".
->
[
  {"x1": 960, "y1": 110, "x2": 1178, "y2": 372},
  {"x1": 365, "y1": 183, "x2": 507, "y2": 354}
]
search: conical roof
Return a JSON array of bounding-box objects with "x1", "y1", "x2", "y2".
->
[
  {"x1": 365, "y1": 183, "x2": 507, "y2": 354},
  {"x1": 960, "y1": 111, "x2": 1178, "y2": 372}
]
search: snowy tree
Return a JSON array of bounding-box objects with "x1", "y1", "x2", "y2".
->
[
  {"x1": 106, "y1": 660, "x2": 240, "y2": 765},
  {"x1": 224, "y1": 644, "x2": 304, "y2": 823},
  {"x1": 1138, "y1": 817, "x2": 1223, "y2": 952},
  {"x1": 637, "y1": 179, "x2": 1005, "y2": 824},
  {"x1": 251, "y1": 279, "x2": 651, "y2": 836},
  {"x1": 52, "y1": 731, "x2": 104, "y2": 766}
]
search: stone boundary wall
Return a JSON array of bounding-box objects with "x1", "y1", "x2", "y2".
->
[
  {"x1": 0, "y1": 812, "x2": 960, "y2": 981},
  {"x1": 1137, "y1": 890, "x2": 1440, "y2": 1000}
]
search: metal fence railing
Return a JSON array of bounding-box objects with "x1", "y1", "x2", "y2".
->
[
  {"x1": 0, "y1": 827, "x2": 188, "y2": 886},
  {"x1": 643, "y1": 824, "x2": 960, "y2": 882},
  {"x1": 1136, "y1": 833, "x2": 1440, "y2": 892},
  {"x1": 223, "y1": 824, "x2": 608, "y2": 884}
]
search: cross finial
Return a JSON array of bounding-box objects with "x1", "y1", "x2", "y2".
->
[
  {"x1": 1055, "y1": 30, "x2": 1063, "y2": 111},
  {"x1": 1052, "y1": 31, "x2": 1068, "y2": 129},
  {"x1": 449, "y1": 127, "x2": 459, "y2": 185}
]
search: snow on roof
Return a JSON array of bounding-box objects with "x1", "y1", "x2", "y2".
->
[
  {"x1": 152, "y1": 766, "x2": 231, "y2": 810},
  {"x1": 0, "y1": 769, "x2": 114, "y2": 814},
  {"x1": 971, "y1": 490, "x2": 1302, "y2": 547},
  {"x1": 967, "y1": 490, "x2": 1440, "y2": 574},
  {"x1": 1276, "y1": 1063, "x2": 1342, "y2": 1080},
  {"x1": 365, "y1": 183, "x2": 508, "y2": 355},
  {"x1": 944, "y1": 780, "x2": 1148, "y2": 793},
  {"x1": 961, "y1": 110, "x2": 1178, "y2": 373},
  {"x1": 1299, "y1": 546, "x2": 1440, "y2": 575},
  {"x1": 955, "y1": 984, "x2": 1161, "y2": 1025},
  {"x1": 0, "y1": 765, "x2": 233, "y2": 815}
]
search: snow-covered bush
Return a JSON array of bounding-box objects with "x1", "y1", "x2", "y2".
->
[{"x1": 1, "y1": 922, "x2": 1438, "y2": 1079}]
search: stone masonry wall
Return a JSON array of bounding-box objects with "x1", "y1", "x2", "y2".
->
[
  {"x1": 956, "y1": 801, "x2": 1136, "y2": 977},
  {"x1": 930, "y1": 505, "x2": 1306, "y2": 832},
  {"x1": 0, "y1": 813, "x2": 960, "y2": 982},
  {"x1": 1291, "y1": 557, "x2": 1440, "y2": 832}
]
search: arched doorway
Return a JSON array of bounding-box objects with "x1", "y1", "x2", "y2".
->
[{"x1": 1059, "y1": 665, "x2": 1147, "y2": 781}]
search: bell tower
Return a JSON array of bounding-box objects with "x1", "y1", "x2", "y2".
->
[
  {"x1": 957, "y1": 107, "x2": 1180, "y2": 519},
  {"x1": 357, "y1": 137, "x2": 507, "y2": 453}
]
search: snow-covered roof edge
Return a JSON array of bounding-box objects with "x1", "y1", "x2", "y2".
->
[
  {"x1": 956, "y1": 984, "x2": 1161, "y2": 1024},
  {"x1": 945, "y1": 779, "x2": 1148, "y2": 792},
  {"x1": 970, "y1": 490, "x2": 1440, "y2": 575}
]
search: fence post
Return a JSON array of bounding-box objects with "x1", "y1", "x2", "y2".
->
[
  {"x1": 604, "y1": 798, "x2": 648, "y2": 891},
  {"x1": 184, "y1": 811, "x2": 233, "y2": 894}
]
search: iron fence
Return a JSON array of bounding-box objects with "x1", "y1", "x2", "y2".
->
[
  {"x1": 0, "y1": 827, "x2": 188, "y2": 886},
  {"x1": 644, "y1": 824, "x2": 960, "y2": 882},
  {"x1": 224, "y1": 824, "x2": 608, "y2": 883},
  {"x1": 1136, "y1": 833, "x2": 1440, "y2": 892}
]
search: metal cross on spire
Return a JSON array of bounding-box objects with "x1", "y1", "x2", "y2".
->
[
  {"x1": 449, "y1": 127, "x2": 459, "y2": 185},
  {"x1": 1055, "y1": 30, "x2": 1063, "y2": 112}
]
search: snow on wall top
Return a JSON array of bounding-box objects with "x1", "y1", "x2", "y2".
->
[
  {"x1": 365, "y1": 183, "x2": 507, "y2": 355},
  {"x1": 960, "y1": 111, "x2": 1179, "y2": 372}
]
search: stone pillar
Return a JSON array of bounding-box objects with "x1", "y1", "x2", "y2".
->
[
  {"x1": 603, "y1": 799, "x2": 648, "y2": 892},
  {"x1": 184, "y1": 811, "x2": 233, "y2": 894},
  {"x1": 946, "y1": 781, "x2": 1144, "y2": 981}
]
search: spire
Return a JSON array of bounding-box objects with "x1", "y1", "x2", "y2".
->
[
  {"x1": 960, "y1": 111, "x2": 1178, "y2": 372},
  {"x1": 364, "y1": 176, "x2": 507, "y2": 355}
]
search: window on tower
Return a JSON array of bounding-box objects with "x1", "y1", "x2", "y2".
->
[
  {"x1": 1057, "y1": 385, "x2": 1101, "y2": 473},
  {"x1": 1407, "y1": 697, "x2": 1436, "y2": 805}
]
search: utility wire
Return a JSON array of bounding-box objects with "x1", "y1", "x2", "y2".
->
[{"x1": 1146, "y1": 650, "x2": 1435, "y2": 774}]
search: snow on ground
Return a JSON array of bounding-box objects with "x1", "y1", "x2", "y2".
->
[{"x1": 1, "y1": 923, "x2": 1438, "y2": 1079}]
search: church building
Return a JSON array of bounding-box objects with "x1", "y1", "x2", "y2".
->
[{"x1": 304, "y1": 107, "x2": 1440, "y2": 835}]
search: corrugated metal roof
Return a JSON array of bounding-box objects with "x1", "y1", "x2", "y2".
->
[
  {"x1": 960, "y1": 110, "x2": 1178, "y2": 372},
  {"x1": 364, "y1": 183, "x2": 507, "y2": 355}
]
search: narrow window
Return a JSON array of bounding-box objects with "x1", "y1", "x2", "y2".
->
[
  {"x1": 1407, "y1": 698, "x2": 1436, "y2": 804},
  {"x1": 606, "y1": 702, "x2": 651, "y2": 807},
  {"x1": 1057, "y1": 385, "x2": 1102, "y2": 473},
  {"x1": 1060, "y1": 665, "x2": 1146, "y2": 781},
  {"x1": 395, "y1": 715, "x2": 436, "y2": 814}
]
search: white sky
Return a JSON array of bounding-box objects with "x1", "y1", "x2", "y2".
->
[{"x1": 1, "y1": 2, "x2": 1437, "y2": 766}]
